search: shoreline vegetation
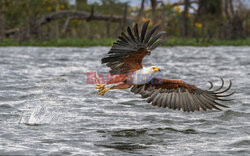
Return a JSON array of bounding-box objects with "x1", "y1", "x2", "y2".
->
[
  {"x1": 0, "y1": 38, "x2": 250, "y2": 47},
  {"x1": 1, "y1": 1, "x2": 249, "y2": 48}
]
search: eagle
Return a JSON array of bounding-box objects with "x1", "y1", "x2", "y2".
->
[{"x1": 95, "y1": 21, "x2": 234, "y2": 112}]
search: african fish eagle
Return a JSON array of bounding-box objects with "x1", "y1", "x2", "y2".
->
[{"x1": 95, "y1": 21, "x2": 234, "y2": 112}]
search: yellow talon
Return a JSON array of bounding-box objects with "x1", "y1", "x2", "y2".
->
[
  {"x1": 98, "y1": 88, "x2": 110, "y2": 96},
  {"x1": 94, "y1": 76, "x2": 109, "y2": 95},
  {"x1": 96, "y1": 84, "x2": 106, "y2": 90}
]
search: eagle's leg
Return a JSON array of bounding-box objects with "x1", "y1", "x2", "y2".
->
[
  {"x1": 98, "y1": 83, "x2": 132, "y2": 96},
  {"x1": 96, "y1": 74, "x2": 127, "y2": 95},
  {"x1": 98, "y1": 87, "x2": 110, "y2": 96}
]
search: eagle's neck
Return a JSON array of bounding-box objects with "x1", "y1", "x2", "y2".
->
[{"x1": 132, "y1": 67, "x2": 155, "y2": 85}]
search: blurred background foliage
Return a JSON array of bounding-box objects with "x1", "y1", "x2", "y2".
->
[{"x1": 0, "y1": 0, "x2": 249, "y2": 45}]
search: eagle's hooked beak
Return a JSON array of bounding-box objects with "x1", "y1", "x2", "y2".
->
[{"x1": 153, "y1": 67, "x2": 161, "y2": 72}]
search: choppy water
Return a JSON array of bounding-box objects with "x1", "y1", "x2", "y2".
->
[{"x1": 0, "y1": 46, "x2": 249, "y2": 155}]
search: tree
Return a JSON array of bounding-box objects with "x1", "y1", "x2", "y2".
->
[
  {"x1": 138, "y1": 0, "x2": 145, "y2": 22},
  {"x1": 196, "y1": 0, "x2": 223, "y2": 40},
  {"x1": 181, "y1": 0, "x2": 190, "y2": 37},
  {"x1": 150, "y1": 0, "x2": 157, "y2": 24},
  {"x1": 76, "y1": 0, "x2": 87, "y2": 10},
  {"x1": 224, "y1": 0, "x2": 245, "y2": 39},
  {"x1": 0, "y1": 2, "x2": 4, "y2": 40}
]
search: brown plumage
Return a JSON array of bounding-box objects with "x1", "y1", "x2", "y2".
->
[
  {"x1": 150, "y1": 77, "x2": 198, "y2": 91},
  {"x1": 121, "y1": 48, "x2": 146, "y2": 73},
  {"x1": 96, "y1": 21, "x2": 234, "y2": 112},
  {"x1": 130, "y1": 77, "x2": 234, "y2": 112},
  {"x1": 101, "y1": 21, "x2": 164, "y2": 74}
]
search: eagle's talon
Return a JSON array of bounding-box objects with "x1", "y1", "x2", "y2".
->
[
  {"x1": 98, "y1": 88, "x2": 110, "y2": 96},
  {"x1": 96, "y1": 84, "x2": 106, "y2": 90}
]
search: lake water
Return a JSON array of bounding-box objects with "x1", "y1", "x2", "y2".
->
[{"x1": 0, "y1": 47, "x2": 249, "y2": 155}]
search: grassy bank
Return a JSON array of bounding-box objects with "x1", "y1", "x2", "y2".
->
[
  {"x1": 163, "y1": 37, "x2": 250, "y2": 46},
  {"x1": 0, "y1": 37, "x2": 250, "y2": 47},
  {"x1": 0, "y1": 38, "x2": 115, "y2": 47}
]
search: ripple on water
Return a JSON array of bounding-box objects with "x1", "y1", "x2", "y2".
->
[
  {"x1": 229, "y1": 139, "x2": 250, "y2": 147},
  {"x1": 0, "y1": 47, "x2": 249, "y2": 155}
]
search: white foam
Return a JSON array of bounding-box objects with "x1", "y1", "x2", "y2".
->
[{"x1": 19, "y1": 105, "x2": 57, "y2": 125}]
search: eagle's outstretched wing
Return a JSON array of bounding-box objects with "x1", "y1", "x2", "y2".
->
[
  {"x1": 101, "y1": 21, "x2": 165, "y2": 74},
  {"x1": 131, "y1": 77, "x2": 234, "y2": 112}
]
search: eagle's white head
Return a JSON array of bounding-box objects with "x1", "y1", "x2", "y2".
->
[
  {"x1": 132, "y1": 66, "x2": 161, "y2": 85},
  {"x1": 143, "y1": 66, "x2": 161, "y2": 75}
]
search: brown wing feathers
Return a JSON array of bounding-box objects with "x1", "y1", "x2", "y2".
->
[
  {"x1": 131, "y1": 78, "x2": 234, "y2": 112},
  {"x1": 151, "y1": 77, "x2": 198, "y2": 91},
  {"x1": 101, "y1": 21, "x2": 165, "y2": 74}
]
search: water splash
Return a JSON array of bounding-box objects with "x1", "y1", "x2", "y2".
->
[{"x1": 19, "y1": 105, "x2": 57, "y2": 126}]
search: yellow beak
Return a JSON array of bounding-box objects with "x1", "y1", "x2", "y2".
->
[{"x1": 153, "y1": 67, "x2": 160, "y2": 72}]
